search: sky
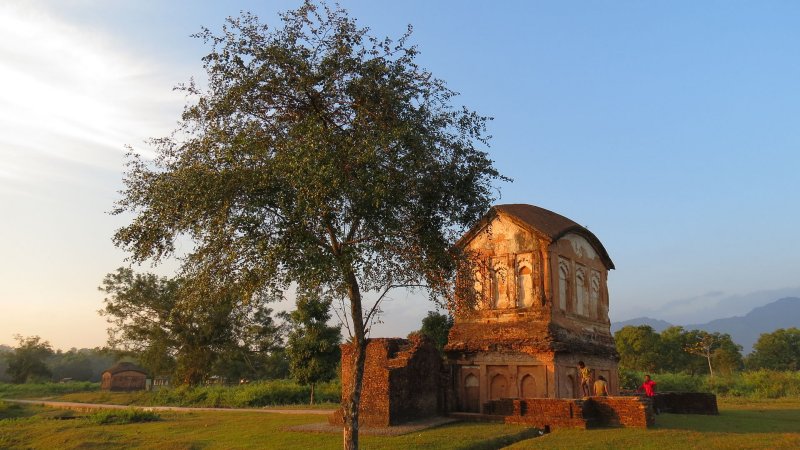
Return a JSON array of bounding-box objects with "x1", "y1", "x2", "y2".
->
[{"x1": 1, "y1": 0, "x2": 799, "y2": 350}]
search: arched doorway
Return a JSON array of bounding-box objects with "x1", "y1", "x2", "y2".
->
[
  {"x1": 464, "y1": 374, "x2": 480, "y2": 413},
  {"x1": 564, "y1": 375, "x2": 576, "y2": 398},
  {"x1": 520, "y1": 374, "x2": 536, "y2": 398},
  {"x1": 490, "y1": 374, "x2": 508, "y2": 400}
]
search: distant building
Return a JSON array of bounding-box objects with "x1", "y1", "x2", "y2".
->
[{"x1": 100, "y1": 362, "x2": 148, "y2": 391}]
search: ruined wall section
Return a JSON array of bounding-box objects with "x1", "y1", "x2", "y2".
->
[{"x1": 331, "y1": 336, "x2": 441, "y2": 427}]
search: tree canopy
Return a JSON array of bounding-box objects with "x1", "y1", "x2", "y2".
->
[
  {"x1": 416, "y1": 310, "x2": 454, "y2": 354},
  {"x1": 4, "y1": 335, "x2": 53, "y2": 383},
  {"x1": 614, "y1": 325, "x2": 743, "y2": 376},
  {"x1": 284, "y1": 284, "x2": 342, "y2": 404},
  {"x1": 112, "y1": 2, "x2": 503, "y2": 447},
  {"x1": 747, "y1": 327, "x2": 800, "y2": 371},
  {"x1": 99, "y1": 268, "x2": 285, "y2": 385}
]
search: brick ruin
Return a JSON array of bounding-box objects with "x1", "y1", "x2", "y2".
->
[
  {"x1": 100, "y1": 361, "x2": 148, "y2": 391},
  {"x1": 333, "y1": 204, "x2": 715, "y2": 429},
  {"x1": 330, "y1": 335, "x2": 442, "y2": 427},
  {"x1": 446, "y1": 204, "x2": 619, "y2": 410}
]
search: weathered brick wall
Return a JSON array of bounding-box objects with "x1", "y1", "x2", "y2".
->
[
  {"x1": 654, "y1": 392, "x2": 719, "y2": 415},
  {"x1": 585, "y1": 396, "x2": 654, "y2": 427},
  {"x1": 482, "y1": 396, "x2": 653, "y2": 429},
  {"x1": 387, "y1": 336, "x2": 441, "y2": 424},
  {"x1": 330, "y1": 336, "x2": 441, "y2": 427}
]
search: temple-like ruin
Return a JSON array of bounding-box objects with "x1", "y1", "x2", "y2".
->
[
  {"x1": 446, "y1": 204, "x2": 619, "y2": 412},
  {"x1": 334, "y1": 204, "x2": 668, "y2": 429}
]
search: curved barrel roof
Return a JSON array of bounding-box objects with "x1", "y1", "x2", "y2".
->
[{"x1": 461, "y1": 203, "x2": 615, "y2": 270}]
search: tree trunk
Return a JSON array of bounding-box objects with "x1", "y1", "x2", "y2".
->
[
  {"x1": 310, "y1": 383, "x2": 315, "y2": 405},
  {"x1": 342, "y1": 268, "x2": 366, "y2": 450},
  {"x1": 706, "y1": 352, "x2": 714, "y2": 378}
]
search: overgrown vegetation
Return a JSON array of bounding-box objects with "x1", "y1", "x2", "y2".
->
[
  {"x1": 85, "y1": 408, "x2": 161, "y2": 425},
  {"x1": 52, "y1": 379, "x2": 341, "y2": 408},
  {"x1": 0, "y1": 381, "x2": 98, "y2": 399},
  {"x1": 620, "y1": 369, "x2": 800, "y2": 398}
]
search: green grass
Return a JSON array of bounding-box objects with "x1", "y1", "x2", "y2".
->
[
  {"x1": 505, "y1": 397, "x2": 800, "y2": 449},
  {"x1": 85, "y1": 408, "x2": 161, "y2": 425},
  {"x1": 0, "y1": 406, "x2": 530, "y2": 449},
  {"x1": 3, "y1": 396, "x2": 798, "y2": 449},
  {"x1": 0, "y1": 381, "x2": 99, "y2": 399}
]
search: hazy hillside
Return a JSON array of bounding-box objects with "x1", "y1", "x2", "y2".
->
[
  {"x1": 687, "y1": 297, "x2": 800, "y2": 353},
  {"x1": 611, "y1": 297, "x2": 800, "y2": 353},
  {"x1": 611, "y1": 317, "x2": 674, "y2": 334}
]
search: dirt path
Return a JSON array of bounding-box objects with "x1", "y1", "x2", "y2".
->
[{"x1": 2, "y1": 398, "x2": 334, "y2": 415}]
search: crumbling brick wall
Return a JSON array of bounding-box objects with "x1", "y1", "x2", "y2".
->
[
  {"x1": 654, "y1": 392, "x2": 719, "y2": 415},
  {"x1": 584, "y1": 396, "x2": 654, "y2": 427},
  {"x1": 482, "y1": 397, "x2": 653, "y2": 429},
  {"x1": 330, "y1": 336, "x2": 441, "y2": 427}
]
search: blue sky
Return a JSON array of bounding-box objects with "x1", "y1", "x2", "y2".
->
[{"x1": 1, "y1": 0, "x2": 799, "y2": 349}]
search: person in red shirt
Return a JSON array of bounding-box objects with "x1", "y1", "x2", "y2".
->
[{"x1": 638, "y1": 374, "x2": 657, "y2": 397}]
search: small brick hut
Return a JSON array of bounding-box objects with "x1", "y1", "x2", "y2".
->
[
  {"x1": 446, "y1": 204, "x2": 618, "y2": 412},
  {"x1": 101, "y1": 362, "x2": 148, "y2": 391}
]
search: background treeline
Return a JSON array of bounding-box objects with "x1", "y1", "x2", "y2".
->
[
  {"x1": 614, "y1": 325, "x2": 800, "y2": 374},
  {"x1": 615, "y1": 325, "x2": 800, "y2": 398},
  {"x1": 0, "y1": 339, "x2": 115, "y2": 383}
]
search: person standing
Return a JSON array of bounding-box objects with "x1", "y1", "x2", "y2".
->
[
  {"x1": 638, "y1": 374, "x2": 657, "y2": 397},
  {"x1": 577, "y1": 361, "x2": 592, "y2": 397},
  {"x1": 594, "y1": 375, "x2": 609, "y2": 396}
]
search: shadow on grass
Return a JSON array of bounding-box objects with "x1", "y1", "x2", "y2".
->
[
  {"x1": 458, "y1": 427, "x2": 545, "y2": 450},
  {"x1": 654, "y1": 408, "x2": 800, "y2": 434}
]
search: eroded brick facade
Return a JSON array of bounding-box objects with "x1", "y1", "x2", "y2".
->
[
  {"x1": 331, "y1": 335, "x2": 441, "y2": 427},
  {"x1": 446, "y1": 204, "x2": 619, "y2": 412}
]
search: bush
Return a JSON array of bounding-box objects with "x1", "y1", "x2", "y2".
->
[{"x1": 86, "y1": 408, "x2": 160, "y2": 425}]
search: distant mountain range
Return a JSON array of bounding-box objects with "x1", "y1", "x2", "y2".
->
[{"x1": 611, "y1": 297, "x2": 800, "y2": 353}]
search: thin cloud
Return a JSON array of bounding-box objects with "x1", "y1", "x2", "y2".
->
[{"x1": 0, "y1": 2, "x2": 183, "y2": 187}]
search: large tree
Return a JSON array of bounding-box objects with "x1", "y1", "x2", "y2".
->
[
  {"x1": 416, "y1": 310, "x2": 454, "y2": 354},
  {"x1": 5, "y1": 335, "x2": 53, "y2": 383},
  {"x1": 614, "y1": 325, "x2": 661, "y2": 372},
  {"x1": 99, "y1": 268, "x2": 283, "y2": 385},
  {"x1": 747, "y1": 327, "x2": 800, "y2": 371},
  {"x1": 111, "y1": 2, "x2": 502, "y2": 447}
]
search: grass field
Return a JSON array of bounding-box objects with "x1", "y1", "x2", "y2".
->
[{"x1": 1, "y1": 398, "x2": 798, "y2": 449}]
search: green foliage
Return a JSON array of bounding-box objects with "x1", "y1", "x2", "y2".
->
[
  {"x1": 285, "y1": 285, "x2": 341, "y2": 404},
  {"x1": 55, "y1": 379, "x2": 341, "y2": 408},
  {"x1": 99, "y1": 268, "x2": 287, "y2": 385},
  {"x1": 0, "y1": 381, "x2": 98, "y2": 399},
  {"x1": 614, "y1": 326, "x2": 744, "y2": 376},
  {"x1": 112, "y1": 2, "x2": 503, "y2": 445},
  {"x1": 746, "y1": 327, "x2": 800, "y2": 371},
  {"x1": 614, "y1": 325, "x2": 661, "y2": 372},
  {"x1": 4, "y1": 335, "x2": 54, "y2": 383},
  {"x1": 0, "y1": 400, "x2": 25, "y2": 420},
  {"x1": 85, "y1": 408, "x2": 160, "y2": 425},
  {"x1": 416, "y1": 310, "x2": 454, "y2": 354}
]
